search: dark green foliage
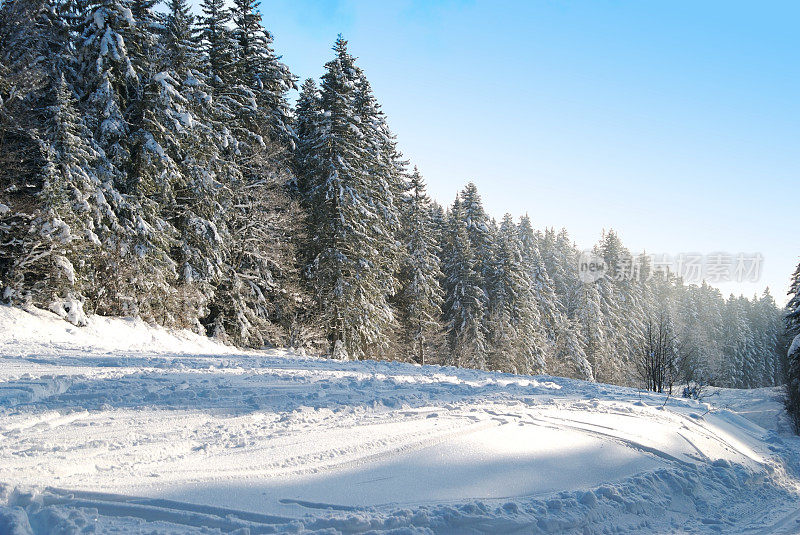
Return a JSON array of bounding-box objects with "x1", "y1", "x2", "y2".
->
[{"x1": 0, "y1": 0, "x2": 786, "y2": 394}]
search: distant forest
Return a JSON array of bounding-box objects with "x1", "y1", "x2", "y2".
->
[{"x1": 1, "y1": 0, "x2": 797, "y2": 392}]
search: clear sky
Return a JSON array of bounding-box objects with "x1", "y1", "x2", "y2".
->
[{"x1": 257, "y1": 0, "x2": 799, "y2": 304}]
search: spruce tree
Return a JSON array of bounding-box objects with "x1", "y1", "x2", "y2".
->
[
  {"x1": 459, "y1": 182, "x2": 493, "y2": 289},
  {"x1": 230, "y1": 0, "x2": 295, "y2": 146},
  {"x1": 293, "y1": 78, "x2": 321, "y2": 198},
  {"x1": 2, "y1": 76, "x2": 109, "y2": 323},
  {"x1": 197, "y1": 6, "x2": 302, "y2": 346},
  {"x1": 574, "y1": 280, "x2": 605, "y2": 382},
  {"x1": 78, "y1": 0, "x2": 138, "y2": 173},
  {"x1": 396, "y1": 168, "x2": 444, "y2": 365},
  {"x1": 300, "y1": 37, "x2": 400, "y2": 360},
  {"x1": 486, "y1": 214, "x2": 546, "y2": 373},
  {"x1": 786, "y1": 263, "x2": 800, "y2": 339},
  {"x1": 442, "y1": 198, "x2": 488, "y2": 369},
  {"x1": 785, "y1": 263, "x2": 800, "y2": 431},
  {"x1": 554, "y1": 319, "x2": 594, "y2": 381},
  {"x1": 0, "y1": 0, "x2": 116, "y2": 320},
  {"x1": 199, "y1": 0, "x2": 236, "y2": 89},
  {"x1": 163, "y1": 0, "x2": 198, "y2": 72},
  {"x1": 757, "y1": 289, "x2": 781, "y2": 386}
]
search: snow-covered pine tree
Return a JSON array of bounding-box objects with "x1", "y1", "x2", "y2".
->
[
  {"x1": 697, "y1": 297, "x2": 722, "y2": 384},
  {"x1": 351, "y1": 71, "x2": 405, "y2": 348},
  {"x1": 139, "y1": 0, "x2": 236, "y2": 330},
  {"x1": 293, "y1": 78, "x2": 321, "y2": 193},
  {"x1": 78, "y1": 0, "x2": 138, "y2": 173},
  {"x1": 755, "y1": 288, "x2": 781, "y2": 386},
  {"x1": 198, "y1": 0, "x2": 236, "y2": 89},
  {"x1": 0, "y1": 0, "x2": 114, "y2": 322},
  {"x1": 573, "y1": 279, "x2": 605, "y2": 382},
  {"x1": 784, "y1": 263, "x2": 800, "y2": 432},
  {"x1": 1, "y1": 0, "x2": 62, "y2": 300},
  {"x1": 163, "y1": 0, "x2": 198, "y2": 72},
  {"x1": 429, "y1": 201, "x2": 447, "y2": 256},
  {"x1": 671, "y1": 283, "x2": 708, "y2": 385},
  {"x1": 594, "y1": 230, "x2": 640, "y2": 384},
  {"x1": 1, "y1": 74, "x2": 112, "y2": 324},
  {"x1": 206, "y1": 144, "x2": 305, "y2": 347},
  {"x1": 186, "y1": 1, "x2": 303, "y2": 346},
  {"x1": 538, "y1": 227, "x2": 582, "y2": 317},
  {"x1": 230, "y1": 0, "x2": 296, "y2": 147},
  {"x1": 77, "y1": 0, "x2": 212, "y2": 323},
  {"x1": 300, "y1": 37, "x2": 400, "y2": 360},
  {"x1": 518, "y1": 215, "x2": 562, "y2": 371},
  {"x1": 719, "y1": 295, "x2": 749, "y2": 388},
  {"x1": 485, "y1": 217, "x2": 514, "y2": 372},
  {"x1": 442, "y1": 197, "x2": 488, "y2": 369},
  {"x1": 128, "y1": 0, "x2": 159, "y2": 76},
  {"x1": 458, "y1": 182, "x2": 492, "y2": 290},
  {"x1": 786, "y1": 263, "x2": 800, "y2": 340},
  {"x1": 396, "y1": 167, "x2": 444, "y2": 365},
  {"x1": 485, "y1": 214, "x2": 546, "y2": 374},
  {"x1": 0, "y1": 0, "x2": 64, "y2": 103},
  {"x1": 738, "y1": 296, "x2": 761, "y2": 388},
  {"x1": 555, "y1": 319, "x2": 594, "y2": 381}
]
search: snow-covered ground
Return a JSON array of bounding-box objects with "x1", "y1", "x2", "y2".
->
[{"x1": 0, "y1": 306, "x2": 798, "y2": 534}]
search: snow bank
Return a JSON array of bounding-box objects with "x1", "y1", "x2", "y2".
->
[
  {"x1": 0, "y1": 305, "x2": 235, "y2": 357},
  {"x1": 0, "y1": 306, "x2": 798, "y2": 534}
]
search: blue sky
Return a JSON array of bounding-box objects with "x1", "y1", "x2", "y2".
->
[{"x1": 258, "y1": 0, "x2": 798, "y2": 303}]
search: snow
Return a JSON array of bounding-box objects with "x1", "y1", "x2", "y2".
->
[
  {"x1": 47, "y1": 294, "x2": 87, "y2": 327},
  {"x1": 0, "y1": 305, "x2": 798, "y2": 534},
  {"x1": 92, "y1": 8, "x2": 105, "y2": 31},
  {"x1": 789, "y1": 333, "x2": 800, "y2": 358}
]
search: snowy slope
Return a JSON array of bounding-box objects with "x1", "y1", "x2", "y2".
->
[{"x1": 0, "y1": 305, "x2": 798, "y2": 534}]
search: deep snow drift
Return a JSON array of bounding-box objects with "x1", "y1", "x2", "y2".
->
[{"x1": 0, "y1": 305, "x2": 798, "y2": 534}]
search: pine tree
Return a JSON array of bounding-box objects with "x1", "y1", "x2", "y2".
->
[
  {"x1": 300, "y1": 37, "x2": 400, "y2": 360},
  {"x1": 783, "y1": 263, "x2": 800, "y2": 432},
  {"x1": 206, "y1": 150, "x2": 303, "y2": 347},
  {"x1": 755, "y1": 289, "x2": 781, "y2": 386},
  {"x1": 518, "y1": 215, "x2": 562, "y2": 371},
  {"x1": 396, "y1": 168, "x2": 444, "y2": 364},
  {"x1": 145, "y1": 29, "x2": 227, "y2": 328},
  {"x1": 554, "y1": 319, "x2": 594, "y2": 381},
  {"x1": 230, "y1": 0, "x2": 295, "y2": 146},
  {"x1": 539, "y1": 227, "x2": 579, "y2": 314},
  {"x1": 786, "y1": 263, "x2": 800, "y2": 339},
  {"x1": 163, "y1": 0, "x2": 198, "y2": 72},
  {"x1": 192, "y1": 5, "x2": 302, "y2": 346},
  {"x1": 293, "y1": 78, "x2": 321, "y2": 197},
  {"x1": 719, "y1": 295, "x2": 748, "y2": 388},
  {"x1": 442, "y1": 198, "x2": 488, "y2": 369},
  {"x1": 459, "y1": 182, "x2": 493, "y2": 289},
  {"x1": 594, "y1": 230, "x2": 640, "y2": 384},
  {"x1": 486, "y1": 214, "x2": 546, "y2": 373},
  {"x1": 573, "y1": 280, "x2": 605, "y2": 381},
  {"x1": 351, "y1": 66, "x2": 404, "y2": 303},
  {"x1": 2, "y1": 76, "x2": 100, "y2": 322},
  {"x1": 198, "y1": 0, "x2": 236, "y2": 88},
  {"x1": 78, "y1": 0, "x2": 138, "y2": 173},
  {"x1": 0, "y1": 0, "x2": 112, "y2": 320}
]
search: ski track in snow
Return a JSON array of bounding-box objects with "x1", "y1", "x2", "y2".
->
[{"x1": 0, "y1": 305, "x2": 799, "y2": 534}]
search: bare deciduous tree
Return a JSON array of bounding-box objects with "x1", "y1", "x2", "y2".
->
[{"x1": 637, "y1": 312, "x2": 695, "y2": 394}]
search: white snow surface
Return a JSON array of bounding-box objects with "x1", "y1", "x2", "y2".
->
[{"x1": 0, "y1": 305, "x2": 798, "y2": 534}]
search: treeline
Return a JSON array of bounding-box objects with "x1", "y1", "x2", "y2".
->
[
  {"x1": 784, "y1": 265, "x2": 800, "y2": 431},
  {"x1": 0, "y1": 0, "x2": 788, "y2": 389}
]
